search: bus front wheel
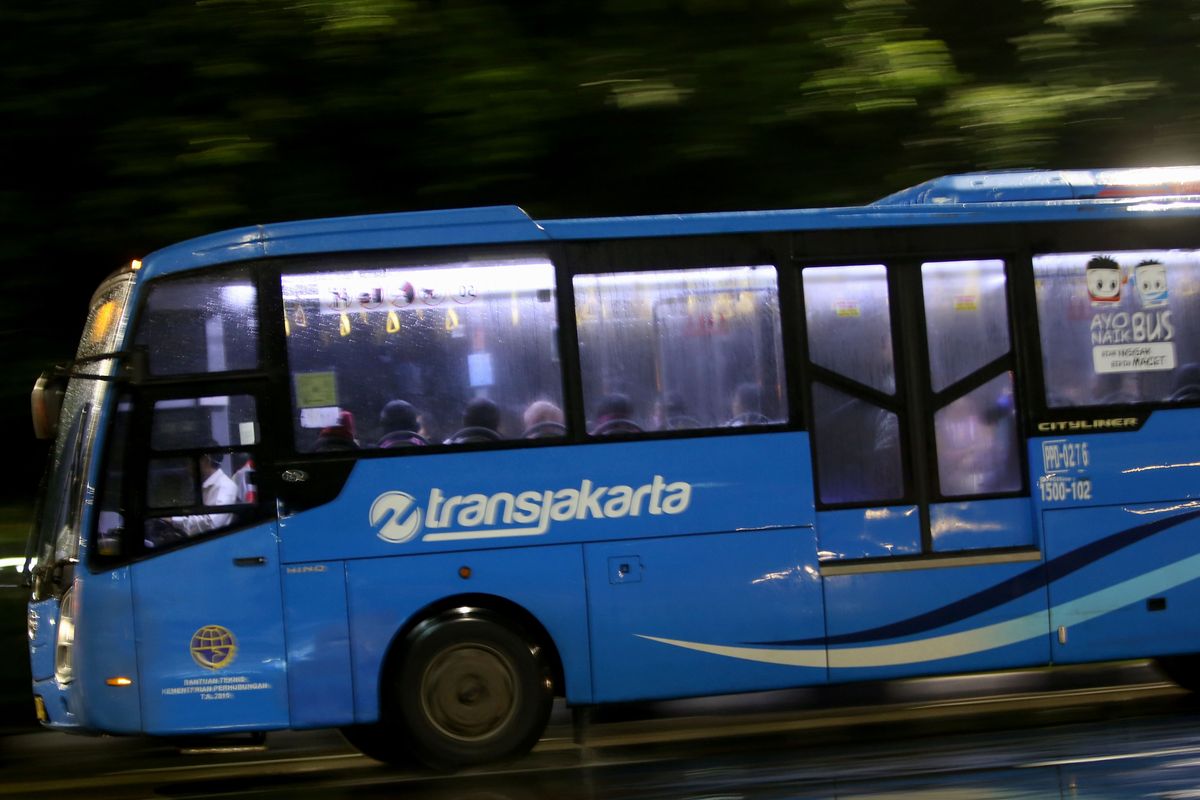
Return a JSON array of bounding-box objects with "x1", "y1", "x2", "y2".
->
[{"x1": 397, "y1": 614, "x2": 553, "y2": 770}]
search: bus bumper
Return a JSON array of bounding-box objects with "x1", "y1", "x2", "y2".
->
[{"x1": 30, "y1": 676, "x2": 82, "y2": 731}]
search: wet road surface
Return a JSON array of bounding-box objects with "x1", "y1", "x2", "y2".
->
[{"x1": 3, "y1": 661, "x2": 1199, "y2": 799}]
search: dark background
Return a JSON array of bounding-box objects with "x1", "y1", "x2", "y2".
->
[{"x1": 4, "y1": 0, "x2": 1200, "y2": 505}]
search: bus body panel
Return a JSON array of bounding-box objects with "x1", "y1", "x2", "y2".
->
[
  {"x1": 131, "y1": 524, "x2": 290, "y2": 734},
  {"x1": 930, "y1": 498, "x2": 1037, "y2": 553},
  {"x1": 823, "y1": 560, "x2": 1051, "y2": 681},
  {"x1": 1032, "y1": 410, "x2": 1200, "y2": 509},
  {"x1": 584, "y1": 526, "x2": 827, "y2": 703},
  {"x1": 281, "y1": 561, "x2": 354, "y2": 729},
  {"x1": 346, "y1": 544, "x2": 591, "y2": 715},
  {"x1": 1044, "y1": 503, "x2": 1200, "y2": 663},
  {"x1": 28, "y1": 595, "x2": 78, "y2": 729},
  {"x1": 816, "y1": 506, "x2": 922, "y2": 560},
  {"x1": 1032, "y1": 409, "x2": 1200, "y2": 662},
  {"x1": 277, "y1": 434, "x2": 816, "y2": 565},
  {"x1": 71, "y1": 566, "x2": 141, "y2": 733},
  {"x1": 30, "y1": 570, "x2": 142, "y2": 733}
]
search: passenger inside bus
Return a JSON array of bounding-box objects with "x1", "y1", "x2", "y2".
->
[
  {"x1": 447, "y1": 397, "x2": 502, "y2": 443},
  {"x1": 652, "y1": 392, "x2": 701, "y2": 430},
  {"x1": 728, "y1": 382, "x2": 771, "y2": 427},
  {"x1": 314, "y1": 410, "x2": 360, "y2": 451},
  {"x1": 378, "y1": 400, "x2": 426, "y2": 447},
  {"x1": 592, "y1": 393, "x2": 641, "y2": 435},
  {"x1": 522, "y1": 399, "x2": 565, "y2": 438}
]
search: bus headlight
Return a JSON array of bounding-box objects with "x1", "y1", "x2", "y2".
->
[{"x1": 54, "y1": 588, "x2": 76, "y2": 684}]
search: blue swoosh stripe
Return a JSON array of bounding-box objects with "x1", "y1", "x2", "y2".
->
[{"x1": 751, "y1": 507, "x2": 1200, "y2": 647}]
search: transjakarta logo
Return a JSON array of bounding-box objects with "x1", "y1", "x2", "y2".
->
[{"x1": 370, "y1": 476, "x2": 692, "y2": 543}]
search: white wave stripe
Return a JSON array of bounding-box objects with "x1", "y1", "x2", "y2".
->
[
  {"x1": 634, "y1": 635, "x2": 827, "y2": 668},
  {"x1": 636, "y1": 551, "x2": 1200, "y2": 669}
]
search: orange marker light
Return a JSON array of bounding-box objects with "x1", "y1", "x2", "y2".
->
[
  {"x1": 105, "y1": 677, "x2": 133, "y2": 687},
  {"x1": 458, "y1": 566, "x2": 471, "y2": 580}
]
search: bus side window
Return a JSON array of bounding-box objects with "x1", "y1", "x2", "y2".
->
[
  {"x1": 803, "y1": 264, "x2": 903, "y2": 505},
  {"x1": 281, "y1": 255, "x2": 564, "y2": 452},
  {"x1": 1035, "y1": 249, "x2": 1200, "y2": 407},
  {"x1": 142, "y1": 395, "x2": 259, "y2": 547},
  {"x1": 573, "y1": 265, "x2": 787, "y2": 436}
]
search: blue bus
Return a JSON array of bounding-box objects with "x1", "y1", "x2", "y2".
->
[{"x1": 25, "y1": 166, "x2": 1200, "y2": 768}]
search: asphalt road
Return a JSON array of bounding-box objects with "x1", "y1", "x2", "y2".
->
[{"x1": 2, "y1": 661, "x2": 1198, "y2": 799}]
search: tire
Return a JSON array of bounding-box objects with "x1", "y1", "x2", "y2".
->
[
  {"x1": 1157, "y1": 655, "x2": 1200, "y2": 691},
  {"x1": 395, "y1": 615, "x2": 553, "y2": 770}
]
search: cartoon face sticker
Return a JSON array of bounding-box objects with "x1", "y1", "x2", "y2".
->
[
  {"x1": 1086, "y1": 256, "x2": 1122, "y2": 303},
  {"x1": 1134, "y1": 260, "x2": 1168, "y2": 307}
]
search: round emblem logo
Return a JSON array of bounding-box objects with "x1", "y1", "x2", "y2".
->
[
  {"x1": 190, "y1": 625, "x2": 238, "y2": 670},
  {"x1": 370, "y1": 491, "x2": 423, "y2": 543}
]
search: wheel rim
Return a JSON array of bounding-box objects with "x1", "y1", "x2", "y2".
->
[{"x1": 420, "y1": 642, "x2": 519, "y2": 742}]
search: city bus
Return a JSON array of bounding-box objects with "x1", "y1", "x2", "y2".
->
[{"x1": 25, "y1": 166, "x2": 1200, "y2": 769}]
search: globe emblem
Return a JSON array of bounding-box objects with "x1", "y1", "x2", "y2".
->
[
  {"x1": 370, "y1": 491, "x2": 422, "y2": 543},
  {"x1": 190, "y1": 625, "x2": 237, "y2": 670}
]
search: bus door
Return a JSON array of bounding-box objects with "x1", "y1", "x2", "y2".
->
[
  {"x1": 111, "y1": 384, "x2": 289, "y2": 733},
  {"x1": 94, "y1": 265, "x2": 290, "y2": 734},
  {"x1": 803, "y1": 258, "x2": 1046, "y2": 680}
]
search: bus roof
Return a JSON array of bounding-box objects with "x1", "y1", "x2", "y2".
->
[{"x1": 136, "y1": 166, "x2": 1200, "y2": 281}]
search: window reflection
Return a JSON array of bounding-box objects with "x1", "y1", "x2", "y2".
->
[
  {"x1": 573, "y1": 266, "x2": 787, "y2": 435},
  {"x1": 934, "y1": 373, "x2": 1021, "y2": 497},
  {"x1": 811, "y1": 382, "x2": 903, "y2": 505}
]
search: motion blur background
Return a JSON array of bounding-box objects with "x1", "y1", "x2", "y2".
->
[{"x1": 2, "y1": 0, "x2": 1198, "y2": 723}]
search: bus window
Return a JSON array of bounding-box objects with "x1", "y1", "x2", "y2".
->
[
  {"x1": 922, "y1": 260, "x2": 1010, "y2": 392},
  {"x1": 803, "y1": 265, "x2": 895, "y2": 395},
  {"x1": 133, "y1": 270, "x2": 258, "y2": 376},
  {"x1": 142, "y1": 394, "x2": 259, "y2": 547},
  {"x1": 811, "y1": 382, "x2": 903, "y2": 504},
  {"x1": 803, "y1": 264, "x2": 903, "y2": 505},
  {"x1": 281, "y1": 256, "x2": 563, "y2": 452},
  {"x1": 1035, "y1": 249, "x2": 1200, "y2": 407},
  {"x1": 572, "y1": 265, "x2": 786, "y2": 435},
  {"x1": 933, "y1": 372, "x2": 1021, "y2": 496}
]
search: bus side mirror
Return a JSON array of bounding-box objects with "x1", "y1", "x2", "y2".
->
[{"x1": 31, "y1": 371, "x2": 66, "y2": 440}]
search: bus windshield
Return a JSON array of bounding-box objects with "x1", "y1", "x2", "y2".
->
[{"x1": 28, "y1": 270, "x2": 133, "y2": 581}]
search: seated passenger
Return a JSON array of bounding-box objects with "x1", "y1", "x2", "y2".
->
[
  {"x1": 523, "y1": 399, "x2": 565, "y2": 438},
  {"x1": 378, "y1": 400, "x2": 426, "y2": 447},
  {"x1": 447, "y1": 397, "x2": 502, "y2": 442},
  {"x1": 591, "y1": 393, "x2": 641, "y2": 434},
  {"x1": 651, "y1": 391, "x2": 699, "y2": 430},
  {"x1": 314, "y1": 410, "x2": 360, "y2": 451},
  {"x1": 728, "y1": 383, "x2": 769, "y2": 426}
]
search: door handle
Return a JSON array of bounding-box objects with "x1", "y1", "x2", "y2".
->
[{"x1": 233, "y1": 556, "x2": 267, "y2": 567}]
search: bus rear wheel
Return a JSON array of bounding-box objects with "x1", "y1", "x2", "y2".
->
[{"x1": 397, "y1": 614, "x2": 553, "y2": 770}]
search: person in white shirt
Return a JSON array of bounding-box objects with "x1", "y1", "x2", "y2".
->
[{"x1": 169, "y1": 452, "x2": 239, "y2": 536}]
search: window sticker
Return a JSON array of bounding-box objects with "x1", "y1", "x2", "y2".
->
[
  {"x1": 1036, "y1": 249, "x2": 1200, "y2": 407},
  {"x1": 1085, "y1": 256, "x2": 1175, "y2": 374},
  {"x1": 294, "y1": 371, "x2": 338, "y2": 409}
]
